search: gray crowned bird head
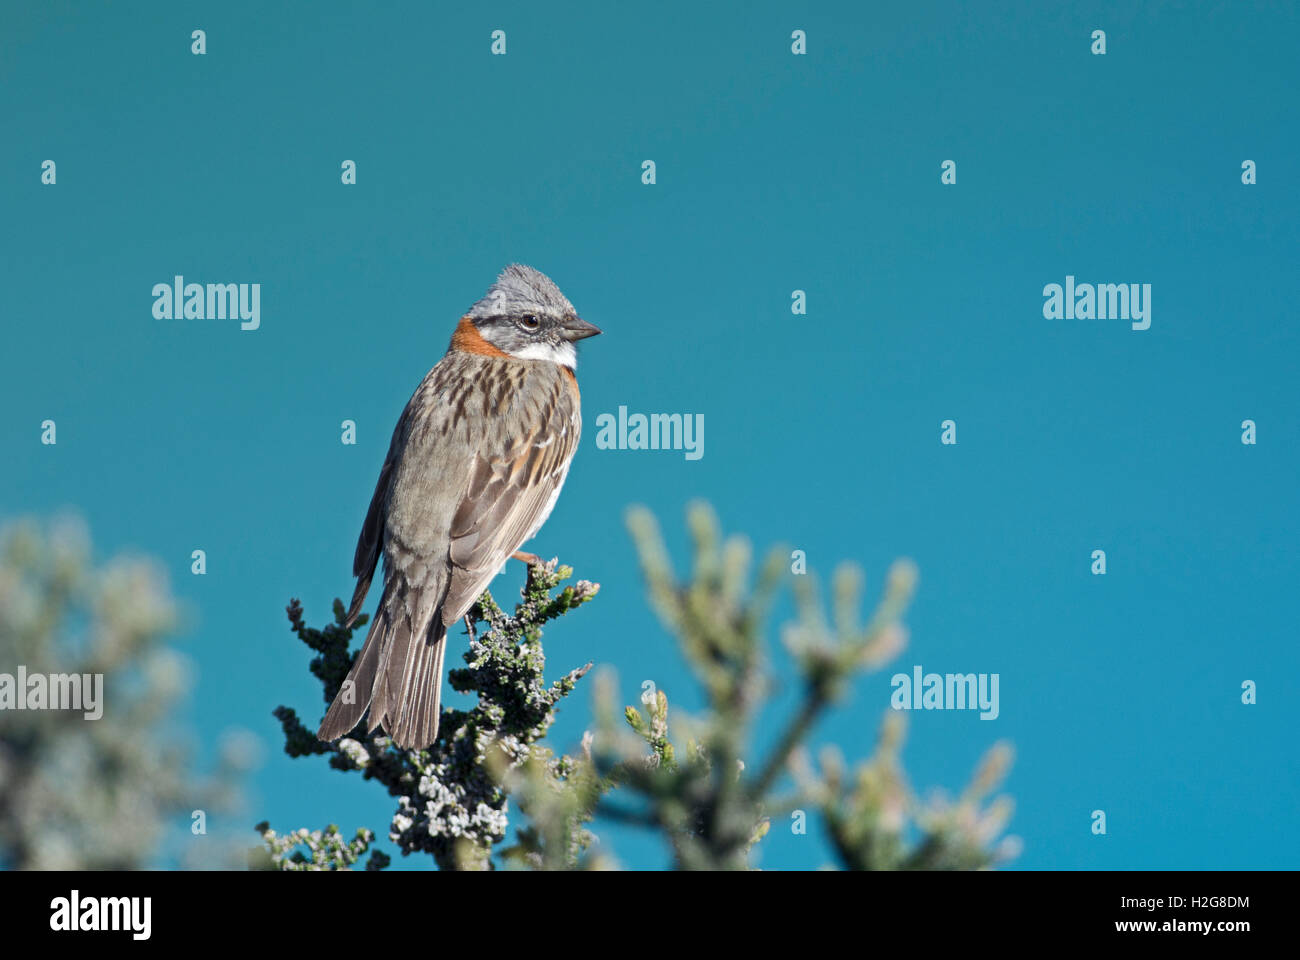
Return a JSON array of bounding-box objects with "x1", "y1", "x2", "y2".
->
[{"x1": 466, "y1": 264, "x2": 601, "y2": 366}]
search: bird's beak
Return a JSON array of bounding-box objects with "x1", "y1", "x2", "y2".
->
[{"x1": 559, "y1": 316, "x2": 602, "y2": 341}]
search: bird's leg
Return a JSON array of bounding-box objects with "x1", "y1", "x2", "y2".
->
[{"x1": 511, "y1": 550, "x2": 543, "y2": 566}]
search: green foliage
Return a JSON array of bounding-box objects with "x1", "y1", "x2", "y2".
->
[
  {"x1": 580, "y1": 503, "x2": 1014, "y2": 870},
  {"x1": 267, "y1": 503, "x2": 1016, "y2": 870},
  {"x1": 251, "y1": 822, "x2": 388, "y2": 871},
  {"x1": 269, "y1": 561, "x2": 599, "y2": 870}
]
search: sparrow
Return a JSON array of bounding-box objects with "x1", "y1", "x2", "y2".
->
[{"x1": 317, "y1": 264, "x2": 601, "y2": 750}]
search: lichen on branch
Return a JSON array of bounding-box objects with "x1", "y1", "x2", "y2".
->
[{"x1": 267, "y1": 559, "x2": 598, "y2": 870}]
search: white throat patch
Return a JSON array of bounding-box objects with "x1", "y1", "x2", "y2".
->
[{"x1": 507, "y1": 340, "x2": 577, "y2": 368}]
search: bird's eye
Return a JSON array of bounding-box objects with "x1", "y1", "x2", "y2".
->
[{"x1": 519, "y1": 314, "x2": 541, "y2": 330}]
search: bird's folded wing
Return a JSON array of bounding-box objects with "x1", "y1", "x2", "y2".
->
[
  {"x1": 345, "y1": 400, "x2": 414, "y2": 626},
  {"x1": 441, "y1": 387, "x2": 580, "y2": 624}
]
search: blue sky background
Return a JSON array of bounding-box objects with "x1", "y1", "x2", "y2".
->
[{"x1": 2, "y1": 1, "x2": 1297, "y2": 869}]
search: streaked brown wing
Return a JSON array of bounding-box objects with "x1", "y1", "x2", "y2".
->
[{"x1": 440, "y1": 384, "x2": 580, "y2": 624}]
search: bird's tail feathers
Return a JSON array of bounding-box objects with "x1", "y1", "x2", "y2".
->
[
  {"x1": 316, "y1": 608, "x2": 383, "y2": 742},
  {"x1": 319, "y1": 585, "x2": 448, "y2": 751},
  {"x1": 371, "y1": 596, "x2": 447, "y2": 750}
]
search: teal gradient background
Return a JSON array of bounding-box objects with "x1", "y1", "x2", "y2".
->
[{"x1": 2, "y1": 1, "x2": 1297, "y2": 869}]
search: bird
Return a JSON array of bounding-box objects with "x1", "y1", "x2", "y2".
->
[{"x1": 317, "y1": 264, "x2": 601, "y2": 750}]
